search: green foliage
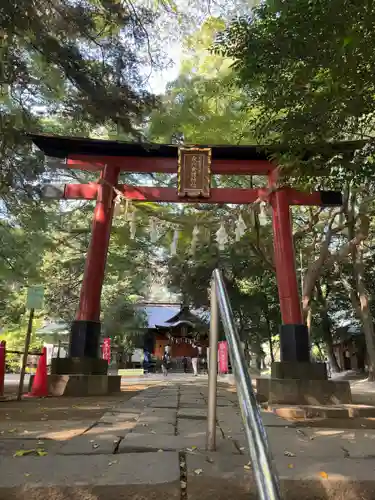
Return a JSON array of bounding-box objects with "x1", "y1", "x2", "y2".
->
[
  {"x1": 103, "y1": 297, "x2": 147, "y2": 353},
  {"x1": 148, "y1": 17, "x2": 255, "y2": 145},
  {"x1": 214, "y1": 0, "x2": 375, "y2": 182},
  {"x1": 1, "y1": 0, "x2": 159, "y2": 206},
  {"x1": 0, "y1": 318, "x2": 44, "y2": 373}
]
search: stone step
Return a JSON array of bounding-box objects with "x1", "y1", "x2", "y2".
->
[
  {"x1": 0, "y1": 452, "x2": 181, "y2": 500},
  {"x1": 2, "y1": 452, "x2": 375, "y2": 499},
  {"x1": 186, "y1": 452, "x2": 375, "y2": 500},
  {"x1": 267, "y1": 404, "x2": 375, "y2": 420}
]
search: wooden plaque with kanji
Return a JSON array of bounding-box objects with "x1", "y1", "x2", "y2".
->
[{"x1": 178, "y1": 147, "x2": 211, "y2": 198}]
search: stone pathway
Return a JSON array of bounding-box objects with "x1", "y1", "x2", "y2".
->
[{"x1": 3, "y1": 382, "x2": 375, "y2": 499}]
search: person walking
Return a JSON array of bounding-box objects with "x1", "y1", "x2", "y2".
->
[
  {"x1": 161, "y1": 347, "x2": 171, "y2": 376},
  {"x1": 143, "y1": 349, "x2": 150, "y2": 374},
  {"x1": 191, "y1": 343, "x2": 199, "y2": 377},
  {"x1": 182, "y1": 356, "x2": 188, "y2": 374}
]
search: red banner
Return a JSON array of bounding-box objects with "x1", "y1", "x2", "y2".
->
[
  {"x1": 218, "y1": 341, "x2": 228, "y2": 374},
  {"x1": 102, "y1": 338, "x2": 111, "y2": 362}
]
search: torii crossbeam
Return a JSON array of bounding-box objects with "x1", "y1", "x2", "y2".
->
[{"x1": 31, "y1": 134, "x2": 345, "y2": 375}]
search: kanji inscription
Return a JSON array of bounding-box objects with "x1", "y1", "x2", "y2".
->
[{"x1": 178, "y1": 147, "x2": 211, "y2": 198}]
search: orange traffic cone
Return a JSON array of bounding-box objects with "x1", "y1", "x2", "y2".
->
[{"x1": 27, "y1": 347, "x2": 48, "y2": 398}]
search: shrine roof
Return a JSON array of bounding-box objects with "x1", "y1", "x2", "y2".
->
[
  {"x1": 135, "y1": 303, "x2": 208, "y2": 329},
  {"x1": 29, "y1": 133, "x2": 365, "y2": 162}
]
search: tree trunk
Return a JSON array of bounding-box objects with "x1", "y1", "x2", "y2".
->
[
  {"x1": 354, "y1": 247, "x2": 375, "y2": 381},
  {"x1": 301, "y1": 211, "x2": 370, "y2": 316},
  {"x1": 315, "y1": 283, "x2": 341, "y2": 372},
  {"x1": 321, "y1": 309, "x2": 341, "y2": 373},
  {"x1": 262, "y1": 301, "x2": 275, "y2": 363},
  {"x1": 341, "y1": 245, "x2": 375, "y2": 381},
  {"x1": 324, "y1": 332, "x2": 341, "y2": 373}
]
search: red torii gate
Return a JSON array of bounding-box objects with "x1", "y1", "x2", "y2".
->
[{"x1": 31, "y1": 134, "x2": 343, "y2": 374}]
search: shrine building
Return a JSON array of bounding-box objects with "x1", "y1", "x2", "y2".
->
[{"x1": 139, "y1": 303, "x2": 209, "y2": 359}]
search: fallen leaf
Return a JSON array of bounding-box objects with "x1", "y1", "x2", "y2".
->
[
  {"x1": 296, "y1": 429, "x2": 307, "y2": 437},
  {"x1": 288, "y1": 464, "x2": 294, "y2": 469},
  {"x1": 341, "y1": 446, "x2": 350, "y2": 458},
  {"x1": 319, "y1": 471, "x2": 328, "y2": 479},
  {"x1": 92, "y1": 444, "x2": 99, "y2": 449},
  {"x1": 13, "y1": 449, "x2": 36, "y2": 457},
  {"x1": 8, "y1": 429, "x2": 17, "y2": 433},
  {"x1": 150, "y1": 430, "x2": 156, "y2": 434},
  {"x1": 194, "y1": 469, "x2": 203, "y2": 475},
  {"x1": 36, "y1": 449, "x2": 48, "y2": 457},
  {"x1": 284, "y1": 451, "x2": 296, "y2": 457},
  {"x1": 191, "y1": 446, "x2": 197, "y2": 450},
  {"x1": 24, "y1": 473, "x2": 30, "y2": 477}
]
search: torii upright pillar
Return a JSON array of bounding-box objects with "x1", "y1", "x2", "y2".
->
[
  {"x1": 70, "y1": 165, "x2": 120, "y2": 360},
  {"x1": 271, "y1": 188, "x2": 309, "y2": 363}
]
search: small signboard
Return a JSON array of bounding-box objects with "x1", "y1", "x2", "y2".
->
[
  {"x1": 218, "y1": 341, "x2": 229, "y2": 374},
  {"x1": 26, "y1": 285, "x2": 44, "y2": 310},
  {"x1": 102, "y1": 337, "x2": 111, "y2": 362},
  {"x1": 178, "y1": 147, "x2": 211, "y2": 198}
]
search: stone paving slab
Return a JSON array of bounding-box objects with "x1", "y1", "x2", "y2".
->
[
  {"x1": 102, "y1": 410, "x2": 140, "y2": 420},
  {"x1": 113, "y1": 403, "x2": 143, "y2": 414},
  {"x1": 307, "y1": 428, "x2": 375, "y2": 459},
  {"x1": 177, "y1": 408, "x2": 207, "y2": 420},
  {"x1": 179, "y1": 396, "x2": 205, "y2": 402},
  {"x1": 231, "y1": 426, "x2": 351, "y2": 459},
  {"x1": 178, "y1": 426, "x2": 222, "y2": 441},
  {"x1": 179, "y1": 400, "x2": 205, "y2": 406},
  {"x1": 99, "y1": 413, "x2": 138, "y2": 424},
  {"x1": 150, "y1": 401, "x2": 178, "y2": 409},
  {"x1": 139, "y1": 410, "x2": 177, "y2": 425},
  {"x1": 132, "y1": 423, "x2": 176, "y2": 435},
  {"x1": 0, "y1": 452, "x2": 181, "y2": 487},
  {"x1": 216, "y1": 399, "x2": 235, "y2": 407},
  {"x1": 119, "y1": 433, "x2": 236, "y2": 454},
  {"x1": 186, "y1": 452, "x2": 375, "y2": 500},
  {"x1": 85, "y1": 421, "x2": 136, "y2": 437},
  {"x1": 58, "y1": 434, "x2": 121, "y2": 455},
  {"x1": 119, "y1": 433, "x2": 206, "y2": 452},
  {"x1": 178, "y1": 419, "x2": 208, "y2": 431}
]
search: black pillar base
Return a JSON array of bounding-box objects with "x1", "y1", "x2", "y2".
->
[
  {"x1": 51, "y1": 357, "x2": 108, "y2": 375},
  {"x1": 280, "y1": 324, "x2": 310, "y2": 363},
  {"x1": 69, "y1": 320, "x2": 101, "y2": 358}
]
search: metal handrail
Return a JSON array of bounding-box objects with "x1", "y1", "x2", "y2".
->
[{"x1": 207, "y1": 269, "x2": 281, "y2": 500}]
